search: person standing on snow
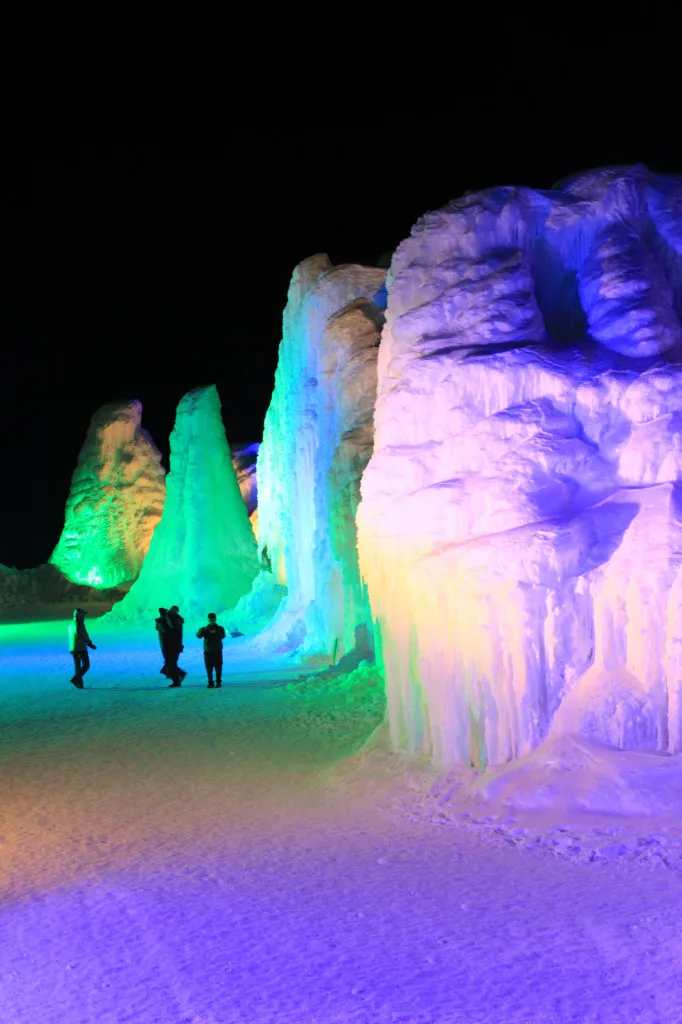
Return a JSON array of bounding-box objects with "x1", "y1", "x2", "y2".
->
[
  {"x1": 155, "y1": 607, "x2": 171, "y2": 678},
  {"x1": 164, "y1": 605, "x2": 187, "y2": 687},
  {"x1": 196, "y1": 612, "x2": 226, "y2": 687},
  {"x1": 68, "y1": 608, "x2": 97, "y2": 689}
]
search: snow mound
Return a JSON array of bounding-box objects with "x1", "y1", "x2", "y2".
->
[
  {"x1": 283, "y1": 657, "x2": 384, "y2": 703},
  {"x1": 276, "y1": 659, "x2": 386, "y2": 751},
  {"x1": 467, "y1": 734, "x2": 682, "y2": 818},
  {"x1": 339, "y1": 732, "x2": 682, "y2": 871}
]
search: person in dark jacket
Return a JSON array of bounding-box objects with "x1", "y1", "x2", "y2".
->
[
  {"x1": 164, "y1": 605, "x2": 187, "y2": 687},
  {"x1": 155, "y1": 607, "x2": 171, "y2": 677},
  {"x1": 196, "y1": 613, "x2": 226, "y2": 687},
  {"x1": 68, "y1": 608, "x2": 97, "y2": 688}
]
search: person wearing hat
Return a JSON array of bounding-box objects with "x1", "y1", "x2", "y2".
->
[
  {"x1": 68, "y1": 608, "x2": 97, "y2": 689},
  {"x1": 196, "y1": 612, "x2": 226, "y2": 687}
]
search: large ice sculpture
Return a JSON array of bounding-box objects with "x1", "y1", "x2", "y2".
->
[
  {"x1": 357, "y1": 165, "x2": 682, "y2": 768},
  {"x1": 50, "y1": 400, "x2": 166, "y2": 589},
  {"x1": 244, "y1": 254, "x2": 385, "y2": 652},
  {"x1": 109, "y1": 385, "x2": 259, "y2": 622}
]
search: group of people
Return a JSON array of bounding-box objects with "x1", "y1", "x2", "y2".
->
[
  {"x1": 68, "y1": 606, "x2": 227, "y2": 689},
  {"x1": 155, "y1": 605, "x2": 188, "y2": 686}
]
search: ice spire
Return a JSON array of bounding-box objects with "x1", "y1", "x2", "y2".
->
[
  {"x1": 50, "y1": 399, "x2": 165, "y2": 589},
  {"x1": 242, "y1": 255, "x2": 385, "y2": 653},
  {"x1": 109, "y1": 385, "x2": 259, "y2": 622}
]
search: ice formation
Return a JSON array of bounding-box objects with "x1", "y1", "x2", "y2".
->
[
  {"x1": 0, "y1": 563, "x2": 124, "y2": 615},
  {"x1": 357, "y1": 165, "x2": 682, "y2": 769},
  {"x1": 231, "y1": 442, "x2": 259, "y2": 516},
  {"x1": 110, "y1": 386, "x2": 259, "y2": 623},
  {"x1": 244, "y1": 255, "x2": 385, "y2": 652},
  {"x1": 50, "y1": 400, "x2": 166, "y2": 589},
  {"x1": 249, "y1": 507, "x2": 259, "y2": 542}
]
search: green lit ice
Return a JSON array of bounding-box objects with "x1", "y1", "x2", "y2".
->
[
  {"x1": 50, "y1": 400, "x2": 166, "y2": 589},
  {"x1": 109, "y1": 386, "x2": 259, "y2": 624}
]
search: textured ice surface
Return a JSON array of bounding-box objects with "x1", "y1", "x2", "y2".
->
[
  {"x1": 110, "y1": 386, "x2": 259, "y2": 623},
  {"x1": 241, "y1": 255, "x2": 385, "y2": 654},
  {"x1": 231, "y1": 441, "x2": 259, "y2": 516},
  {"x1": 357, "y1": 165, "x2": 682, "y2": 768},
  {"x1": 50, "y1": 399, "x2": 166, "y2": 588}
]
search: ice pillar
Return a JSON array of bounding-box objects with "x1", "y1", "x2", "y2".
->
[
  {"x1": 50, "y1": 399, "x2": 165, "y2": 589},
  {"x1": 109, "y1": 385, "x2": 259, "y2": 622},
  {"x1": 253, "y1": 255, "x2": 385, "y2": 655}
]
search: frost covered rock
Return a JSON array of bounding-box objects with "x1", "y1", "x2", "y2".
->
[
  {"x1": 357, "y1": 165, "x2": 682, "y2": 769},
  {"x1": 250, "y1": 254, "x2": 385, "y2": 653},
  {"x1": 50, "y1": 400, "x2": 165, "y2": 589},
  {"x1": 109, "y1": 386, "x2": 259, "y2": 623}
]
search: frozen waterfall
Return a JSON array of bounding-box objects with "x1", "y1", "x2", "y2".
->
[
  {"x1": 238, "y1": 255, "x2": 385, "y2": 653},
  {"x1": 357, "y1": 165, "x2": 682, "y2": 768}
]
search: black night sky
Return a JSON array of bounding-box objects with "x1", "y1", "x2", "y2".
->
[{"x1": 2, "y1": 58, "x2": 680, "y2": 568}]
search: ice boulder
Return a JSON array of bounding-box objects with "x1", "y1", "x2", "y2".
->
[
  {"x1": 249, "y1": 254, "x2": 385, "y2": 654},
  {"x1": 50, "y1": 399, "x2": 166, "y2": 589},
  {"x1": 357, "y1": 165, "x2": 682, "y2": 769},
  {"x1": 109, "y1": 385, "x2": 260, "y2": 623}
]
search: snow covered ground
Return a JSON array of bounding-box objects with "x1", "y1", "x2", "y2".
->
[{"x1": 2, "y1": 619, "x2": 682, "y2": 1023}]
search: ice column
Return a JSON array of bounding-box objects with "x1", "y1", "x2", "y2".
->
[
  {"x1": 109, "y1": 385, "x2": 259, "y2": 622},
  {"x1": 50, "y1": 399, "x2": 166, "y2": 589},
  {"x1": 250, "y1": 255, "x2": 385, "y2": 654}
]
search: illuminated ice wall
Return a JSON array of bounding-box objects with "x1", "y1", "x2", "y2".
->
[
  {"x1": 247, "y1": 255, "x2": 385, "y2": 653},
  {"x1": 357, "y1": 165, "x2": 682, "y2": 768},
  {"x1": 50, "y1": 400, "x2": 166, "y2": 589},
  {"x1": 110, "y1": 385, "x2": 259, "y2": 623},
  {"x1": 231, "y1": 442, "x2": 259, "y2": 516}
]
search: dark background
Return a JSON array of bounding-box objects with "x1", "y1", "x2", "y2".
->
[{"x1": 2, "y1": 57, "x2": 680, "y2": 567}]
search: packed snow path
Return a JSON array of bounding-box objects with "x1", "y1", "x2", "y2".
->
[{"x1": 1, "y1": 622, "x2": 682, "y2": 1024}]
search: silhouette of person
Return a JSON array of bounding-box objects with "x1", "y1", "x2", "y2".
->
[
  {"x1": 69, "y1": 608, "x2": 97, "y2": 689},
  {"x1": 164, "y1": 605, "x2": 186, "y2": 687},
  {"x1": 155, "y1": 607, "x2": 171, "y2": 678},
  {"x1": 196, "y1": 613, "x2": 226, "y2": 687}
]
